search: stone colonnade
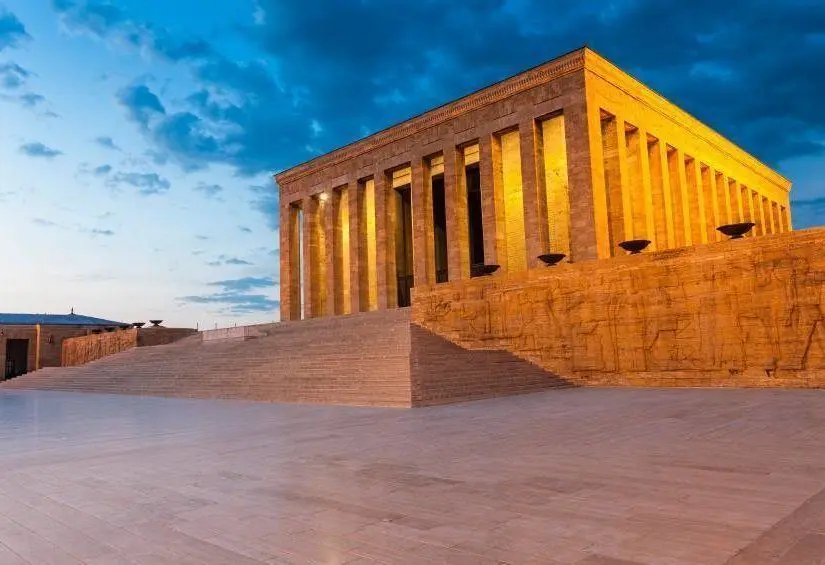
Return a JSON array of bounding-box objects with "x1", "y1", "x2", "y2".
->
[
  {"x1": 593, "y1": 109, "x2": 791, "y2": 255},
  {"x1": 281, "y1": 111, "x2": 577, "y2": 321}
]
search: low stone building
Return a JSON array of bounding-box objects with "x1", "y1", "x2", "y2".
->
[{"x1": 0, "y1": 312, "x2": 126, "y2": 379}]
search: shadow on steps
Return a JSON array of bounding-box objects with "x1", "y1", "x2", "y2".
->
[{"x1": 410, "y1": 324, "x2": 576, "y2": 407}]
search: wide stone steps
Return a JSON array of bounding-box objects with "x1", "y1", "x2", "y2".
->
[{"x1": 2, "y1": 308, "x2": 571, "y2": 407}]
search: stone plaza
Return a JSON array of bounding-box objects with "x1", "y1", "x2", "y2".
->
[{"x1": 1, "y1": 388, "x2": 825, "y2": 564}]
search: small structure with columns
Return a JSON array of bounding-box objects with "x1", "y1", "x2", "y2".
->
[{"x1": 275, "y1": 47, "x2": 792, "y2": 322}]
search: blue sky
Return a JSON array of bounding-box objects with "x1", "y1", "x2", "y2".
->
[{"x1": 0, "y1": 1, "x2": 823, "y2": 328}]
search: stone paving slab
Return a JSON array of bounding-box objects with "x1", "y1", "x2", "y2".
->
[{"x1": 1, "y1": 388, "x2": 824, "y2": 564}]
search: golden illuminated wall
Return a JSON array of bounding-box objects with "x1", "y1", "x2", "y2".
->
[
  {"x1": 540, "y1": 115, "x2": 571, "y2": 256},
  {"x1": 498, "y1": 130, "x2": 527, "y2": 272},
  {"x1": 364, "y1": 178, "x2": 378, "y2": 311},
  {"x1": 586, "y1": 50, "x2": 792, "y2": 258}
]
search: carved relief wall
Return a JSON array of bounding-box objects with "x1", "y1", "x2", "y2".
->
[{"x1": 412, "y1": 228, "x2": 825, "y2": 388}]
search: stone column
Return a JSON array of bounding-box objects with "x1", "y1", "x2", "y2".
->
[
  {"x1": 615, "y1": 118, "x2": 633, "y2": 244},
  {"x1": 323, "y1": 193, "x2": 336, "y2": 317},
  {"x1": 705, "y1": 167, "x2": 721, "y2": 241},
  {"x1": 280, "y1": 202, "x2": 301, "y2": 321},
  {"x1": 444, "y1": 144, "x2": 469, "y2": 281},
  {"x1": 600, "y1": 115, "x2": 625, "y2": 255},
  {"x1": 480, "y1": 133, "x2": 501, "y2": 267},
  {"x1": 374, "y1": 170, "x2": 397, "y2": 309},
  {"x1": 768, "y1": 201, "x2": 778, "y2": 234},
  {"x1": 730, "y1": 179, "x2": 744, "y2": 223},
  {"x1": 657, "y1": 142, "x2": 676, "y2": 249},
  {"x1": 673, "y1": 147, "x2": 692, "y2": 247},
  {"x1": 348, "y1": 180, "x2": 364, "y2": 313},
  {"x1": 687, "y1": 157, "x2": 707, "y2": 244},
  {"x1": 410, "y1": 155, "x2": 433, "y2": 286},
  {"x1": 301, "y1": 197, "x2": 317, "y2": 318},
  {"x1": 636, "y1": 128, "x2": 655, "y2": 249},
  {"x1": 745, "y1": 186, "x2": 757, "y2": 237},
  {"x1": 582, "y1": 98, "x2": 609, "y2": 259},
  {"x1": 756, "y1": 192, "x2": 768, "y2": 236},
  {"x1": 519, "y1": 118, "x2": 546, "y2": 268}
]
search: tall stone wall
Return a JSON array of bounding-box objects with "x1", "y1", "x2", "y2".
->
[
  {"x1": 412, "y1": 228, "x2": 825, "y2": 388},
  {"x1": 62, "y1": 330, "x2": 139, "y2": 367},
  {"x1": 137, "y1": 327, "x2": 198, "y2": 347}
]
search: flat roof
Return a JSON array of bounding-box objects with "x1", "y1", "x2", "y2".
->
[{"x1": 0, "y1": 313, "x2": 126, "y2": 327}]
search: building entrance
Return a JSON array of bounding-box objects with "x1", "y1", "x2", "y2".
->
[
  {"x1": 4, "y1": 339, "x2": 28, "y2": 379},
  {"x1": 395, "y1": 184, "x2": 414, "y2": 307}
]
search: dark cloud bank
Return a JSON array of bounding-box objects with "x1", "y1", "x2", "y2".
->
[{"x1": 49, "y1": 0, "x2": 825, "y2": 228}]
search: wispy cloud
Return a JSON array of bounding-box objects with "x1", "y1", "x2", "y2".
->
[
  {"x1": 105, "y1": 171, "x2": 171, "y2": 195},
  {"x1": 32, "y1": 217, "x2": 59, "y2": 228},
  {"x1": 225, "y1": 257, "x2": 252, "y2": 266},
  {"x1": 0, "y1": 8, "x2": 30, "y2": 52},
  {"x1": 206, "y1": 255, "x2": 253, "y2": 267},
  {"x1": 194, "y1": 182, "x2": 222, "y2": 198},
  {"x1": 238, "y1": 225, "x2": 252, "y2": 233},
  {"x1": 20, "y1": 142, "x2": 62, "y2": 159},
  {"x1": 0, "y1": 62, "x2": 31, "y2": 89},
  {"x1": 90, "y1": 228, "x2": 115, "y2": 236},
  {"x1": 19, "y1": 92, "x2": 44, "y2": 107},
  {"x1": 93, "y1": 164, "x2": 113, "y2": 176},
  {"x1": 179, "y1": 276, "x2": 277, "y2": 314},
  {"x1": 94, "y1": 136, "x2": 120, "y2": 150}
]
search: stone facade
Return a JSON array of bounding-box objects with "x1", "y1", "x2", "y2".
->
[
  {"x1": 413, "y1": 227, "x2": 825, "y2": 388},
  {"x1": 62, "y1": 327, "x2": 198, "y2": 367},
  {"x1": 275, "y1": 47, "x2": 792, "y2": 322}
]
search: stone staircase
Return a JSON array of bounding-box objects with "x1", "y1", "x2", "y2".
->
[{"x1": 2, "y1": 309, "x2": 572, "y2": 407}]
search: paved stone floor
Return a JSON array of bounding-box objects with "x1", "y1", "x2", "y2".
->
[{"x1": 1, "y1": 389, "x2": 825, "y2": 564}]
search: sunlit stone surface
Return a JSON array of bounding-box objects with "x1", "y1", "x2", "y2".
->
[{"x1": 2, "y1": 389, "x2": 824, "y2": 564}]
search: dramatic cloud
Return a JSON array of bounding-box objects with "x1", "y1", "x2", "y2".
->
[
  {"x1": 52, "y1": 0, "x2": 825, "y2": 183},
  {"x1": 0, "y1": 8, "x2": 29, "y2": 51},
  {"x1": 194, "y1": 182, "x2": 222, "y2": 198},
  {"x1": 20, "y1": 142, "x2": 62, "y2": 158},
  {"x1": 94, "y1": 136, "x2": 120, "y2": 150},
  {"x1": 180, "y1": 276, "x2": 277, "y2": 314},
  {"x1": 0, "y1": 62, "x2": 32, "y2": 89}
]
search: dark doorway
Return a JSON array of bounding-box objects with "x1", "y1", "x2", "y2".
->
[
  {"x1": 431, "y1": 174, "x2": 448, "y2": 283},
  {"x1": 4, "y1": 339, "x2": 28, "y2": 380},
  {"x1": 395, "y1": 184, "x2": 414, "y2": 307},
  {"x1": 466, "y1": 163, "x2": 485, "y2": 273}
]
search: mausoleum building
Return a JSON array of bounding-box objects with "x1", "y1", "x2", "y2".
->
[{"x1": 275, "y1": 47, "x2": 792, "y2": 321}]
